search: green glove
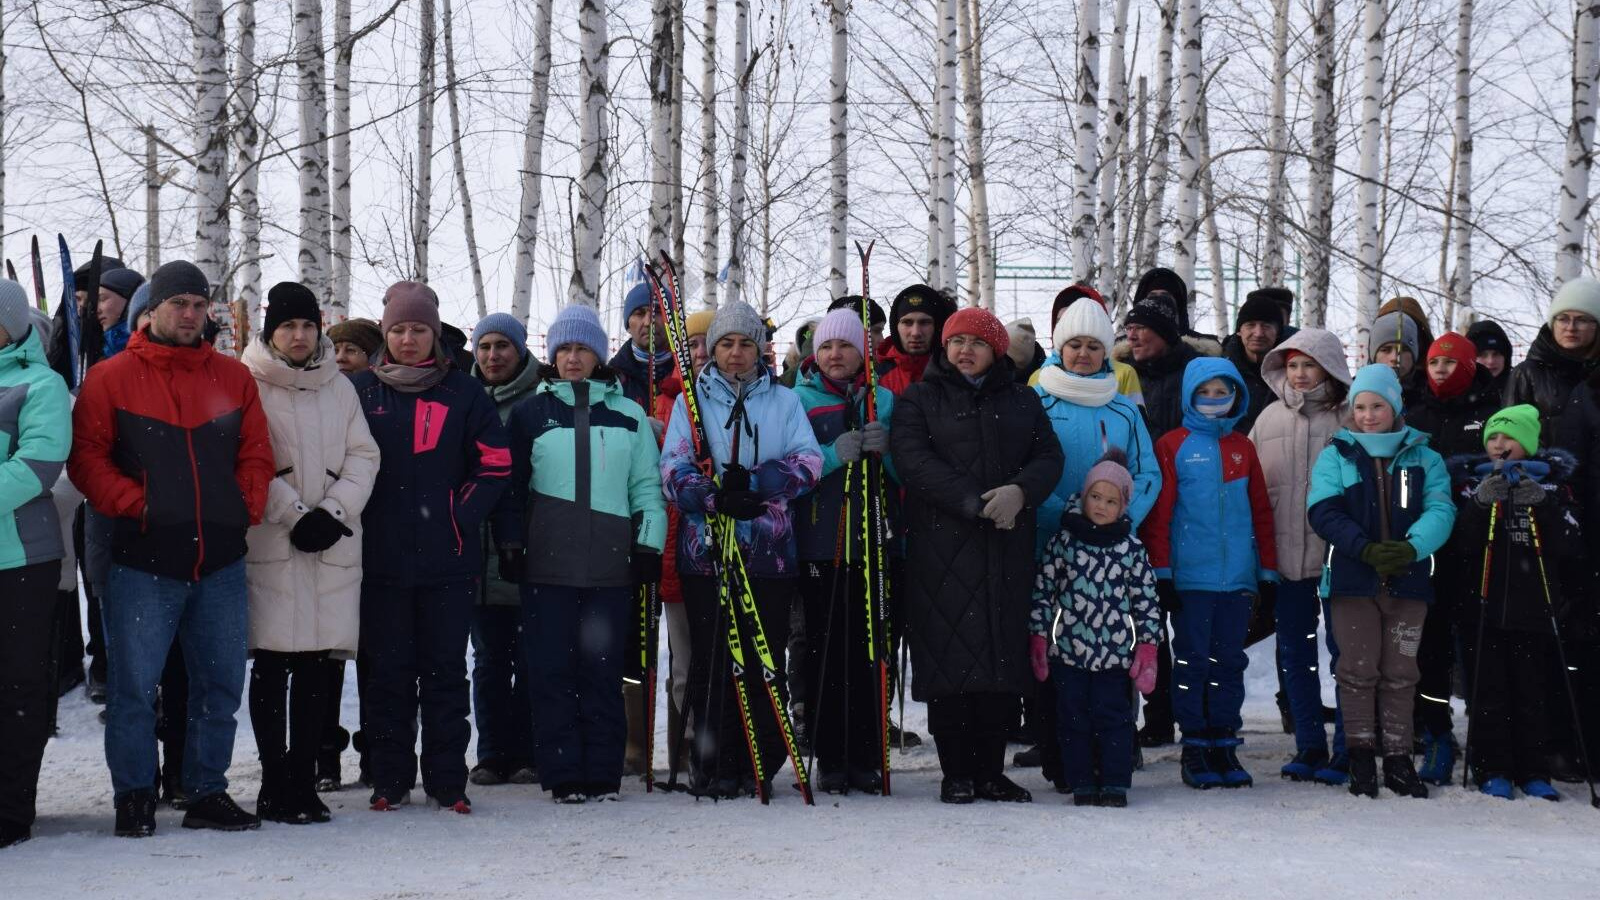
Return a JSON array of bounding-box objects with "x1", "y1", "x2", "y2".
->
[
  {"x1": 1359, "y1": 543, "x2": 1389, "y2": 571},
  {"x1": 1368, "y1": 540, "x2": 1417, "y2": 576}
]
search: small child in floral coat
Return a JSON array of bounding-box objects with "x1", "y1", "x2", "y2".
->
[{"x1": 1029, "y1": 449, "x2": 1161, "y2": 807}]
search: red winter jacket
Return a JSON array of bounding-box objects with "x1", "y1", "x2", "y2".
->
[
  {"x1": 878, "y1": 343, "x2": 933, "y2": 397},
  {"x1": 69, "y1": 330, "x2": 274, "y2": 582}
]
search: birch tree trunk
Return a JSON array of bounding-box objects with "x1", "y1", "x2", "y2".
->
[
  {"x1": 1139, "y1": 0, "x2": 1179, "y2": 271},
  {"x1": 509, "y1": 0, "x2": 554, "y2": 323},
  {"x1": 650, "y1": 0, "x2": 676, "y2": 258},
  {"x1": 1557, "y1": 2, "x2": 1600, "y2": 288},
  {"x1": 442, "y1": 0, "x2": 487, "y2": 318},
  {"x1": 1070, "y1": 0, "x2": 1100, "y2": 282},
  {"x1": 725, "y1": 0, "x2": 751, "y2": 305},
  {"x1": 1095, "y1": 0, "x2": 1129, "y2": 293},
  {"x1": 927, "y1": 131, "x2": 941, "y2": 288},
  {"x1": 960, "y1": 0, "x2": 994, "y2": 308},
  {"x1": 936, "y1": 0, "x2": 958, "y2": 294},
  {"x1": 193, "y1": 0, "x2": 233, "y2": 351},
  {"x1": 413, "y1": 0, "x2": 436, "y2": 281},
  {"x1": 1355, "y1": 0, "x2": 1387, "y2": 343},
  {"x1": 568, "y1": 0, "x2": 609, "y2": 307},
  {"x1": 295, "y1": 0, "x2": 331, "y2": 307},
  {"x1": 1303, "y1": 0, "x2": 1336, "y2": 327},
  {"x1": 828, "y1": 0, "x2": 849, "y2": 300},
  {"x1": 1171, "y1": 0, "x2": 1202, "y2": 292},
  {"x1": 671, "y1": 7, "x2": 687, "y2": 266},
  {"x1": 330, "y1": 0, "x2": 352, "y2": 319},
  {"x1": 235, "y1": 3, "x2": 261, "y2": 325},
  {"x1": 1261, "y1": 0, "x2": 1291, "y2": 286},
  {"x1": 1200, "y1": 97, "x2": 1227, "y2": 335},
  {"x1": 0, "y1": 13, "x2": 6, "y2": 266},
  {"x1": 699, "y1": 0, "x2": 720, "y2": 308},
  {"x1": 1451, "y1": 0, "x2": 1473, "y2": 324},
  {"x1": 145, "y1": 127, "x2": 161, "y2": 275}
]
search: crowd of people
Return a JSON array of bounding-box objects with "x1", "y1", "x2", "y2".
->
[{"x1": 2, "y1": 254, "x2": 1598, "y2": 849}]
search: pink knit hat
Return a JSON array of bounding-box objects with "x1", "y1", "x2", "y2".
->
[
  {"x1": 1081, "y1": 447, "x2": 1134, "y2": 506},
  {"x1": 811, "y1": 308, "x2": 868, "y2": 358}
]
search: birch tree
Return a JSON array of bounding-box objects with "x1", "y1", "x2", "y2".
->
[
  {"x1": 235, "y1": 1, "x2": 261, "y2": 324},
  {"x1": 1556, "y1": 1, "x2": 1600, "y2": 288},
  {"x1": 671, "y1": 8, "x2": 688, "y2": 266},
  {"x1": 1261, "y1": 0, "x2": 1291, "y2": 287},
  {"x1": 1199, "y1": 94, "x2": 1227, "y2": 335},
  {"x1": 650, "y1": 0, "x2": 679, "y2": 261},
  {"x1": 1303, "y1": 0, "x2": 1336, "y2": 327},
  {"x1": 193, "y1": 0, "x2": 233, "y2": 350},
  {"x1": 699, "y1": 0, "x2": 720, "y2": 308},
  {"x1": 1450, "y1": 0, "x2": 1473, "y2": 325},
  {"x1": 1069, "y1": 0, "x2": 1100, "y2": 282},
  {"x1": 936, "y1": 0, "x2": 958, "y2": 294},
  {"x1": 509, "y1": 0, "x2": 554, "y2": 324},
  {"x1": 442, "y1": 0, "x2": 487, "y2": 317},
  {"x1": 295, "y1": 0, "x2": 331, "y2": 306},
  {"x1": 1170, "y1": 0, "x2": 1202, "y2": 291},
  {"x1": 1355, "y1": 0, "x2": 1387, "y2": 343},
  {"x1": 568, "y1": 0, "x2": 609, "y2": 307},
  {"x1": 725, "y1": 0, "x2": 752, "y2": 305},
  {"x1": 1138, "y1": 0, "x2": 1179, "y2": 271},
  {"x1": 413, "y1": 0, "x2": 436, "y2": 281},
  {"x1": 958, "y1": 0, "x2": 994, "y2": 308},
  {"x1": 1095, "y1": 0, "x2": 1130, "y2": 301},
  {"x1": 145, "y1": 127, "x2": 162, "y2": 275},
  {"x1": 828, "y1": 0, "x2": 849, "y2": 300}
]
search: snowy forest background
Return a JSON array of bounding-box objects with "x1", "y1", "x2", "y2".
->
[{"x1": 0, "y1": 0, "x2": 1589, "y2": 360}]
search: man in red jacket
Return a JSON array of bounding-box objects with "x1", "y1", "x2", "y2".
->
[
  {"x1": 879, "y1": 284, "x2": 957, "y2": 396},
  {"x1": 68, "y1": 260, "x2": 275, "y2": 838}
]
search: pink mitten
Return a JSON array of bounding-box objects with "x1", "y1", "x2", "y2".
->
[
  {"x1": 1030, "y1": 635, "x2": 1050, "y2": 683},
  {"x1": 1130, "y1": 643, "x2": 1158, "y2": 696}
]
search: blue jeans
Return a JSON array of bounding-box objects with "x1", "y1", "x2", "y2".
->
[
  {"x1": 522, "y1": 583, "x2": 631, "y2": 791},
  {"x1": 103, "y1": 560, "x2": 247, "y2": 801},
  {"x1": 470, "y1": 604, "x2": 534, "y2": 769},
  {"x1": 1171, "y1": 590, "x2": 1252, "y2": 737},
  {"x1": 1052, "y1": 662, "x2": 1135, "y2": 791},
  {"x1": 1275, "y1": 578, "x2": 1346, "y2": 754}
]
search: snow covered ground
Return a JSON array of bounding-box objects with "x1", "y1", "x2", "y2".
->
[{"x1": 9, "y1": 641, "x2": 1599, "y2": 899}]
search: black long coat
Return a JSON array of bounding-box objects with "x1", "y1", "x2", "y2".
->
[{"x1": 890, "y1": 353, "x2": 1064, "y2": 701}]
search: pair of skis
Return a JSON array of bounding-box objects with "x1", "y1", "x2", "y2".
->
[{"x1": 642, "y1": 251, "x2": 814, "y2": 805}]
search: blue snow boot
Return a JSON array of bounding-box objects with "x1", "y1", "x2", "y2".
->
[
  {"x1": 1282, "y1": 747, "x2": 1330, "y2": 782},
  {"x1": 1312, "y1": 751, "x2": 1350, "y2": 786},
  {"x1": 1210, "y1": 732, "x2": 1253, "y2": 788},
  {"x1": 1417, "y1": 730, "x2": 1458, "y2": 785},
  {"x1": 1479, "y1": 776, "x2": 1514, "y2": 800},
  {"x1": 1180, "y1": 736, "x2": 1223, "y2": 789},
  {"x1": 1521, "y1": 779, "x2": 1561, "y2": 802}
]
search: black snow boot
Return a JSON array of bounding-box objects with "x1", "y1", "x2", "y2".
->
[
  {"x1": 939, "y1": 778, "x2": 975, "y2": 804},
  {"x1": 257, "y1": 767, "x2": 310, "y2": 825},
  {"x1": 1347, "y1": 748, "x2": 1379, "y2": 799},
  {"x1": 817, "y1": 769, "x2": 850, "y2": 795},
  {"x1": 114, "y1": 788, "x2": 158, "y2": 838},
  {"x1": 182, "y1": 792, "x2": 262, "y2": 831},
  {"x1": 1382, "y1": 755, "x2": 1429, "y2": 799}
]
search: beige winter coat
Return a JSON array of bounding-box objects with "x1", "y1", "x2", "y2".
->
[
  {"x1": 242, "y1": 337, "x2": 380, "y2": 657},
  {"x1": 1248, "y1": 328, "x2": 1352, "y2": 582}
]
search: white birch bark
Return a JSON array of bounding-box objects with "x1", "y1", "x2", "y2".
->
[
  {"x1": 1303, "y1": 0, "x2": 1336, "y2": 327},
  {"x1": 1452, "y1": 0, "x2": 1473, "y2": 323},
  {"x1": 1171, "y1": 0, "x2": 1202, "y2": 292},
  {"x1": 1095, "y1": 0, "x2": 1130, "y2": 295},
  {"x1": 236, "y1": 1, "x2": 261, "y2": 326},
  {"x1": 671, "y1": 6, "x2": 687, "y2": 265},
  {"x1": 936, "y1": 0, "x2": 958, "y2": 294},
  {"x1": 1070, "y1": 0, "x2": 1100, "y2": 283},
  {"x1": 193, "y1": 0, "x2": 233, "y2": 351},
  {"x1": 330, "y1": 0, "x2": 352, "y2": 318},
  {"x1": 1262, "y1": 0, "x2": 1291, "y2": 286},
  {"x1": 145, "y1": 126, "x2": 161, "y2": 275},
  {"x1": 828, "y1": 0, "x2": 849, "y2": 300},
  {"x1": 413, "y1": 0, "x2": 436, "y2": 281},
  {"x1": 1200, "y1": 97, "x2": 1227, "y2": 335},
  {"x1": 650, "y1": 0, "x2": 676, "y2": 258},
  {"x1": 509, "y1": 0, "x2": 554, "y2": 324},
  {"x1": 960, "y1": 0, "x2": 994, "y2": 308},
  {"x1": 295, "y1": 0, "x2": 331, "y2": 307},
  {"x1": 725, "y1": 0, "x2": 751, "y2": 305},
  {"x1": 442, "y1": 0, "x2": 486, "y2": 318},
  {"x1": 568, "y1": 0, "x2": 609, "y2": 307},
  {"x1": 1355, "y1": 0, "x2": 1387, "y2": 343},
  {"x1": 1139, "y1": 0, "x2": 1179, "y2": 270},
  {"x1": 1557, "y1": 2, "x2": 1600, "y2": 287},
  {"x1": 927, "y1": 131, "x2": 941, "y2": 288},
  {"x1": 699, "y1": 0, "x2": 720, "y2": 308}
]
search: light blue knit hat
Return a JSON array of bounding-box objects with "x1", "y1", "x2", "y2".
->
[
  {"x1": 471, "y1": 312, "x2": 528, "y2": 359},
  {"x1": 546, "y1": 304, "x2": 608, "y2": 359},
  {"x1": 1350, "y1": 363, "x2": 1404, "y2": 416}
]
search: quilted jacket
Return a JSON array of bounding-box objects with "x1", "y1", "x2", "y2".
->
[{"x1": 1030, "y1": 501, "x2": 1161, "y2": 671}]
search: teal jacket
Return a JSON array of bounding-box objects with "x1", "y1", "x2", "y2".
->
[
  {"x1": 0, "y1": 327, "x2": 71, "y2": 571},
  {"x1": 497, "y1": 372, "x2": 666, "y2": 588}
]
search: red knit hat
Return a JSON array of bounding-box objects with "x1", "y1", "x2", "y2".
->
[
  {"x1": 942, "y1": 307, "x2": 1010, "y2": 357},
  {"x1": 1426, "y1": 331, "x2": 1477, "y2": 400}
]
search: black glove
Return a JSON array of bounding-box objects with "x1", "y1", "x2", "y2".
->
[
  {"x1": 1155, "y1": 579, "x2": 1181, "y2": 614},
  {"x1": 289, "y1": 507, "x2": 353, "y2": 553},
  {"x1": 720, "y1": 462, "x2": 752, "y2": 494},
  {"x1": 714, "y1": 490, "x2": 766, "y2": 521},
  {"x1": 631, "y1": 550, "x2": 663, "y2": 586},
  {"x1": 498, "y1": 547, "x2": 526, "y2": 584}
]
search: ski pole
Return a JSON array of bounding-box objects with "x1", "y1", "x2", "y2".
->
[
  {"x1": 1525, "y1": 510, "x2": 1600, "y2": 809},
  {"x1": 1463, "y1": 468, "x2": 1500, "y2": 790}
]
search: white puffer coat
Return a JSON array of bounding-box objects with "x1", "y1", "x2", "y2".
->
[{"x1": 242, "y1": 337, "x2": 380, "y2": 657}]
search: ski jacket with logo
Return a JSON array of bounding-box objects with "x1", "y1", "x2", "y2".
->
[
  {"x1": 790, "y1": 361, "x2": 899, "y2": 564},
  {"x1": 0, "y1": 327, "x2": 71, "y2": 571}
]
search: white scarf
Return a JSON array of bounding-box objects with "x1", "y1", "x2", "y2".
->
[{"x1": 1038, "y1": 364, "x2": 1119, "y2": 407}]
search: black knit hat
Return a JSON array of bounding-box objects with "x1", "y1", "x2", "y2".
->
[
  {"x1": 1123, "y1": 291, "x2": 1183, "y2": 349},
  {"x1": 1466, "y1": 319, "x2": 1512, "y2": 358},
  {"x1": 99, "y1": 268, "x2": 145, "y2": 303},
  {"x1": 73, "y1": 257, "x2": 128, "y2": 291},
  {"x1": 1250, "y1": 286, "x2": 1295, "y2": 323},
  {"x1": 829, "y1": 293, "x2": 886, "y2": 327},
  {"x1": 1235, "y1": 290, "x2": 1286, "y2": 330},
  {"x1": 1134, "y1": 267, "x2": 1190, "y2": 332},
  {"x1": 888, "y1": 283, "x2": 957, "y2": 352},
  {"x1": 263, "y1": 281, "x2": 322, "y2": 339},
  {"x1": 149, "y1": 260, "x2": 211, "y2": 305}
]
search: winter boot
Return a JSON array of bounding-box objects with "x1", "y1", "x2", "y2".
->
[
  {"x1": 1179, "y1": 735, "x2": 1222, "y2": 789},
  {"x1": 1097, "y1": 787, "x2": 1128, "y2": 808},
  {"x1": 1521, "y1": 779, "x2": 1561, "y2": 801},
  {"x1": 0, "y1": 820, "x2": 29, "y2": 849},
  {"x1": 1313, "y1": 751, "x2": 1350, "y2": 786},
  {"x1": 317, "y1": 725, "x2": 349, "y2": 792},
  {"x1": 939, "y1": 778, "x2": 976, "y2": 804},
  {"x1": 470, "y1": 760, "x2": 509, "y2": 786},
  {"x1": 289, "y1": 754, "x2": 330, "y2": 823},
  {"x1": 1281, "y1": 747, "x2": 1330, "y2": 782},
  {"x1": 256, "y1": 766, "x2": 309, "y2": 825},
  {"x1": 1073, "y1": 790, "x2": 1099, "y2": 807},
  {"x1": 1382, "y1": 754, "x2": 1429, "y2": 798},
  {"x1": 887, "y1": 720, "x2": 923, "y2": 749},
  {"x1": 551, "y1": 783, "x2": 587, "y2": 804},
  {"x1": 817, "y1": 768, "x2": 850, "y2": 796},
  {"x1": 1347, "y1": 749, "x2": 1379, "y2": 798},
  {"x1": 114, "y1": 788, "x2": 158, "y2": 838},
  {"x1": 1137, "y1": 722, "x2": 1175, "y2": 748},
  {"x1": 1417, "y1": 729, "x2": 1458, "y2": 785},
  {"x1": 848, "y1": 767, "x2": 885, "y2": 794},
  {"x1": 509, "y1": 765, "x2": 540, "y2": 785},
  {"x1": 1012, "y1": 744, "x2": 1043, "y2": 768},
  {"x1": 1478, "y1": 776, "x2": 1513, "y2": 799},
  {"x1": 1544, "y1": 749, "x2": 1586, "y2": 784},
  {"x1": 369, "y1": 789, "x2": 410, "y2": 811},
  {"x1": 182, "y1": 792, "x2": 262, "y2": 831},
  {"x1": 975, "y1": 774, "x2": 1033, "y2": 803},
  {"x1": 1210, "y1": 732, "x2": 1253, "y2": 788},
  {"x1": 585, "y1": 781, "x2": 621, "y2": 802}
]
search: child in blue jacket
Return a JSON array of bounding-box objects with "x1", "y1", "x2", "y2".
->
[
  {"x1": 1029, "y1": 450, "x2": 1161, "y2": 807},
  {"x1": 1141, "y1": 357, "x2": 1277, "y2": 790},
  {"x1": 1308, "y1": 364, "x2": 1456, "y2": 800}
]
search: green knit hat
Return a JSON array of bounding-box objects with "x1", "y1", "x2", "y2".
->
[{"x1": 1483, "y1": 404, "x2": 1541, "y2": 456}]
